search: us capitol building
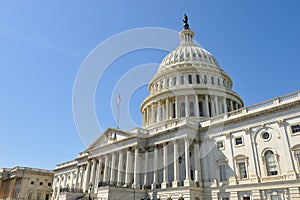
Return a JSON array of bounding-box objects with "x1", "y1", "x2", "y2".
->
[{"x1": 51, "y1": 16, "x2": 300, "y2": 200}]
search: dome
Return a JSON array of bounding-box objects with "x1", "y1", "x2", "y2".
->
[
  {"x1": 158, "y1": 29, "x2": 220, "y2": 73},
  {"x1": 140, "y1": 16, "x2": 244, "y2": 129}
]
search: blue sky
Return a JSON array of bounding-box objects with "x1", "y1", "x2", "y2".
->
[{"x1": 0, "y1": 1, "x2": 299, "y2": 170}]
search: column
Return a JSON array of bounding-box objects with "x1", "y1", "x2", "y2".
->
[
  {"x1": 96, "y1": 157, "x2": 103, "y2": 188},
  {"x1": 110, "y1": 152, "x2": 116, "y2": 185},
  {"x1": 146, "y1": 106, "x2": 149, "y2": 126},
  {"x1": 56, "y1": 175, "x2": 62, "y2": 198},
  {"x1": 157, "y1": 101, "x2": 161, "y2": 122},
  {"x1": 152, "y1": 146, "x2": 158, "y2": 189},
  {"x1": 63, "y1": 173, "x2": 68, "y2": 189},
  {"x1": 133, "y1": 147, "x2": 140, "y2": 189},
  {"x1": 185, "y1": 95, "x2": 189, "y2": 117},
  {"x1": 165, "y1": 98, "x2": 169, "y2": 120},
  {"x1": 230, "y1": 100, "x2": 234, "y2": 112},
  {"x1": 90, "y1": 159, "x2": 97, "y2": 190},
  {"x1": 235, "y1": 102, "x2": 239, "y2": 110},
  {"x1": 205, "y1": 95, "x2": 210, "y2": 117},
  {"x1": 172, "y1": 140, "x2": 180, "y2": 187},
  {"x1": 194, "y1": 142, "x2": 202, "y2": 187},
  {"x1": 125, "y1": 149, "x2": 132, "y2": 187},
  {"x1": 70, "y1": 171, "x2": 74, "y2": 189},
  {"x1": 151, "y1": 104, "x2": 155, "y2": 124},
  {"x1": 143, "y1": 149, "x2": 149, "y2": 188},
  {"x1": 289, "y1": 187, "x2": 300, "y2": 199},
  {"x1": 103, "y1": 156, "x2": 109, "y2": 185},
  {"x1": 80, "y1": 166, "x2": 85, "y2": 191},
  {"x1": 211, "y1": 98, "x2": 215, "y2": 117},
  {"x1": 83, "y1": 161, "x2": 91, "y2": 192},
  {"x1": 184, "y1": 138, "x2": 192, "y2": 186},
  {"x1": 214, "y1": 96, "x2": 219, "y2": 115},
  {"x1": 223, "y1": 97, "x2": 227, "y2": 113},
  {"x1": 75, "y1": 166, "x2": 80, "y2": 189},
  {"x1": 175, "y1": 96, "x2": 179, "y2": 118},
  {"x1": 195, "y1": 95, "x2": 199, "y2": 117},
  {"x1": 230, "y1": 191, "x2": 239, "y2": 200},
  {"x1": 162, "y1": 143, "x2": 169, "y2": 188},
  {"x1": 51, "y1": 176, "x2": 57, "y2": 200},
  {"x1": 117, "y1": 151, "x2": 124, "y2": 186}
]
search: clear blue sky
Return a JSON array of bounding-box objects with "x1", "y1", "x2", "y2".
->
[{"x1": 0, "y1": 1, "x2": 299, "y2": 170}]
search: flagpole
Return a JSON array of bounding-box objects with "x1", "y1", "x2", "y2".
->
[
  {"x1": 117, "y1": 103, "x2": 120, "y2": 129},
  {"x1": 117, "y1": 94, "x2": 121, "y2": 129}
]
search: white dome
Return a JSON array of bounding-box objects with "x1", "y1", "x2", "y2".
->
[{"x1": 159, "y1": 30, "x2": 220, "y2": 73}]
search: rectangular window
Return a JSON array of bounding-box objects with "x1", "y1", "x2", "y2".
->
[
  {"x1": 189, "y1": 102, "x2": 194, "y2": 117},
  {"x1": 219, "y1": 164, "x2": 227, "y2": 181},
  {"x1": 217, "y1": 141, "x2": 224, "y2": 150},
  {"x1": 196, "y1": 75, "x2": 200, "y2": 84},
  {"x1": 291, "y1": 124, "x2": 300, "y2": 134},
  {"x1": 211, "y1": 76, "x2": 214, "y2": 85},
  {"x1": 166, "y1": 79, "x2": 169, "y2": 87},
  {"x1": 181, "y1": 76, "x2": 184, "y2": 85},
  {"x1": 181, "y1": 102, "x2": 186, "y2": 117},
  {"x1": 235, "y1": 137, "x2": 243, "y2": 146},
  {"x1": 173, "y1": 77, "x2": 177, "y2": 86},
  {"x1": 297, "y1": 153, "x2": 300, "y2": 165},
  {"x1": 243, "y1": 197, "x2": 250, "y2": 200},
  {"x1": 188, "y1": 75, "x2": 192, "y2": 84},
  {"x1": 204, "y1": 75, "x2": 207, "y2": 84},
  {"x1": 271, "y1": 195, "x2": 282, "y2": 200},
  {"x1": 217, "y1": 78, "x2": 220, "y2": 86},
  {"x1": 238, "y1": 162, "x2": 248, "y2": 179},
  {"x1": 222, "y1": 198, "x2": 229, "y2": 200}
]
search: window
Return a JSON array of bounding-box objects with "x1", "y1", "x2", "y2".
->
[
  {"x1": 189, "y1": 102, "x2": 194, "y2": 117},
  {"x1": 188, "y1": 75, "x2": 192, "y2": 84},
  {"x1": 204, "y1": 75, "x2": 207, "y2": 84},
  {"x1": 37, "y1": 193, "x2": 41, "y2": 200},
  {"x1": 238, "y1": 162, "x2": 248, "y2": 179},
  {"x1": 211, "y1": 76, "x2": 214, "y2": 85},
  {"x1": 217, "y1": 141, "x2": 224, "y2": 150},
  {"x1": 291, "y1": 124, "x2": 300, "y2": 134},
  {"x1": 180, "y1": 75, "x2": 184, "y2": 85},
  {"x1": 166, "y1": 78, "x2": 169, "y2": 87},
  {"x1": 219, "y1": 164, "x2": 227, "y2": 181},
  {"x1": 217, "y1": 78, "x2": 220, "y2": 86},
  {"x1": 235, "y1": 137, "x2": 243, "y2": 146},
  {"x1": 40, "y1": 182, "x2": 43, "y2": 185},
  {"x1": 265, "y1": 150, "x2": 278, "y2": 176},
  {"x1": 262, "y1": 132, "x2": 270, "y2": 140},
  {"x1": 196, "y1": 75, "x2": 200, "y2": 84},
  {"x1": 181, "y1": 102, "x2": 186, "y2": 117},
  {"x1": 173, "y1": 77, "x2": 177, "y2": 86},
  {"x1": 222, "y1": 198, "x2": 229, "y2": 200},
  {"x1": 31, "y1": 181, "x2": 34, "y2": 185},
  {"x1": 28, "y1": 192, "x2": 33, "y2": 199},
  {"x1": 48, "y1": 182, "x2": 52, "y2": 186},
  {"x1": 297, "y1": 153, "x2": 300, "y2": 165},
  {"x1": 199, "y1": 101, "x2": 204, "y2": 116},
  {"x1": 243, "y1": 197, "x2": 250, "y2": 200}
]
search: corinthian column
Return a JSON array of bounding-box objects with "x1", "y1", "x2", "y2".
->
[
  {"x1": 184, "y1": 138, "x2": 192, "y2": 186},
  {"x1": 172, "y1": 140, "x2": 179, "y2": 187},
  {"x1": 162, "y1": 143, "x2": 169, "y2": 189},
  {"x1": 110, "y1": 153, "x2": 116, "y2": 185},
  {"x1": 117, "y1": 151, "x2": 124, "y2": 186},
  {"x1": 133, "y1": 147, "x2": 140, "y2": 189}
]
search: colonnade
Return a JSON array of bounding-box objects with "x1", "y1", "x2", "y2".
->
[
  {"x1": 142, "y1": 94, "x2": 241, "y2": 127},
  {"x1": 52, "y1": 138, "x2": 202, "y2": 199}
]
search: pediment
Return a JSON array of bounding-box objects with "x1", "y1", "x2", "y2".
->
[{"x1": 87, "y1": 128, "x2": 132, "y2": 150}]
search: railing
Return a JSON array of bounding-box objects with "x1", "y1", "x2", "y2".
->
[
  {"x1": 60, "y1": 187, "x2": 83, "y2": 193},
  {"x1": 202, "y1": 90, "x2": 300, "y2": 127}
]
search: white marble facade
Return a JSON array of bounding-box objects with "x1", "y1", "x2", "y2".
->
[{"x1": 52, "y1": 18, "x2": 300, "y2": 200}]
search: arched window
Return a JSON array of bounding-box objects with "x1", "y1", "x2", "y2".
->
[
  {"x1": 265, "y1": 150, "x2": 278, "y2": 176},
  {"x1": 173, "y1": 77, "x2": 177, "y2": 86},
  {"x1": 211, "y1": 76, "x2": 214, "y2": 85},
  {"x1": 196, "y1": 75, "x2": 200, "y2": 84}
]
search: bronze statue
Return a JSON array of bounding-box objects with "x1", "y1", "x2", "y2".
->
[{"x1": 183, "y1": 14, "x2": 189, "y2": 29}]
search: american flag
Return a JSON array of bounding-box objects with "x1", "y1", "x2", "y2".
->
[{"x1": 117, "y1": 94, "x2": 121, "y2": 105}]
